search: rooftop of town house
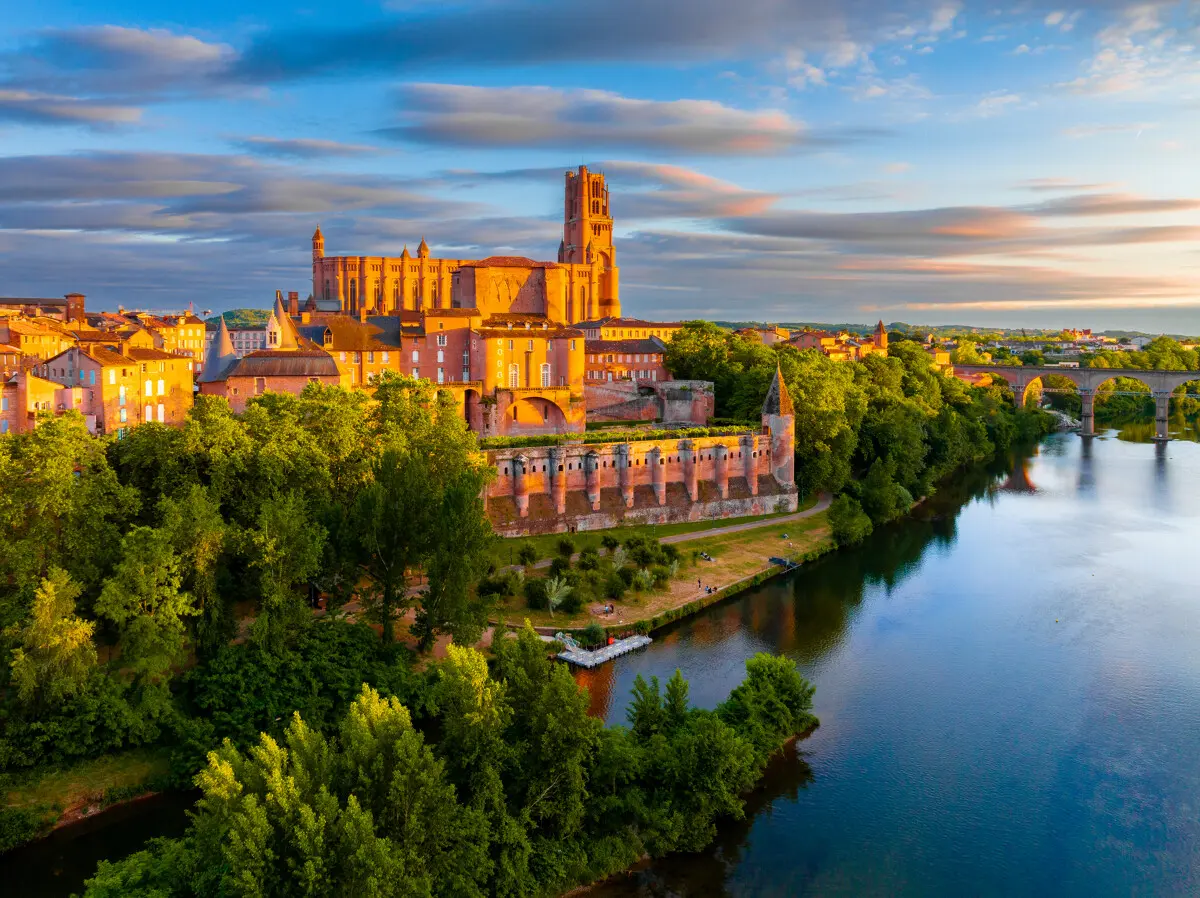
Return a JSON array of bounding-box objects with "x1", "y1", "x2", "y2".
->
[
  {"x1": 584, "y1": 336, "x2": 668, "y2": 354},
  {"x1": 226, "y1": 350, "x2": 341, "y2": 379},
  {"x1": 125, "y1": 347, "x2": 189, "y2": 362},
  {"x1": 572, "y1": 316, "x2": 684, "y2": 330}
]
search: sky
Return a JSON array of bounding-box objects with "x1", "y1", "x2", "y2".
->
[{"x1": 1, "y1": 1, "x2": 1199, "y2": 331}]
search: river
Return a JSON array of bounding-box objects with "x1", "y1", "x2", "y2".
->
[
  {"x1": 7, "y1": 432, "x2": 1200, "y2": 896},
  {"x1": 580, "y1": 432, "x2": 1200, "y2": 897}
]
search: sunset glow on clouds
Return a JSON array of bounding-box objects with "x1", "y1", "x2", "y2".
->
[{"x1": 1, "y1": 0, "x2": 1198, "y2": 329}]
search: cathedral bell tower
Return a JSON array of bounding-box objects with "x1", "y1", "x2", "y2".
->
[{"x1": 562, "y1": 165, "x2": 620, "y2": 320}]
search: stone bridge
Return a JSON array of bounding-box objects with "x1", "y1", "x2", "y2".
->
[{"x1": 955, "y1": 365, "x2": 1200, "y2": 440}]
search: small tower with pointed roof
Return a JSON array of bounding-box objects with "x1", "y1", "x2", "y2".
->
[
  {"x1": 875, "y1": 320, "x2": 888, "y2": 352},
  {"x1": 199, "y1": 316, "x2": 238, "y2": 384},
  {"x1": 761, "y1": 365, "x2": 796, "y2": 490},
  {"x1": 417, "y1": 237, "x2": 429, "y2": 259},
  {"x1": 312, "y1": 226, "x2": 324, "y2": 262}
]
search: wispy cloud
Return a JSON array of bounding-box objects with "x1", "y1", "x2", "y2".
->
[
  {"x1": 232, "y1": 136, "x2": 386, "y2": 159},
  {"x1": 380, "y1": 83, "x2": 880, "y2": 155}
]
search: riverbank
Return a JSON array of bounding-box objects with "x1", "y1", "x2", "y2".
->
[
  {"x1": 0, "y1": 748, "x2": 171, "y2": 853},
  {"x1": 492, "y1": 511, "x2": 835, "y2": 640}
]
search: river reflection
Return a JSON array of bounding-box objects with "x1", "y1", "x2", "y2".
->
[{"x1": 586, "y1": 433, "x2": 1200, "y2": 897}]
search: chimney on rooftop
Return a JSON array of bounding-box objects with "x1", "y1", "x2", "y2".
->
[{"x1": 288, "y1": 292, "x2": 299, "y2": 317}]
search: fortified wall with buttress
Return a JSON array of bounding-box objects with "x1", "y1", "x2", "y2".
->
[{"x1": 486, "y1": 369, "x2": 797, "y2": 537}]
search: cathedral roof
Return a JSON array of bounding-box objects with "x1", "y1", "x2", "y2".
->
[
  {"x1": 762, "y1": 366, "x2": 794, "y2": 417},
  {"x1": 460, "y1": 256, "x2": 558, "y2": 269},
  {"x1": 584, "y1": 336, "x2": 667, "y2": 354}
]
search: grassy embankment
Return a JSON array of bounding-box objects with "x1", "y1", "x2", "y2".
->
[
  {"x1": 493, "y1": 511, "x2": 833, "y2": 634},
  {"x1": 487, "y1": 497, "x2": 817, "y2": 570},
  {"x1": 0, "y1": 747, "x2": 171, "y2": 850}
]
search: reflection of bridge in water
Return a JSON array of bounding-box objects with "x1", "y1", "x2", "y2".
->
[{"x1": 955, "y1": 365, "x2": 1200, "y2": 441}]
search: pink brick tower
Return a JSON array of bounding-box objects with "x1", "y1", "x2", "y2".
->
[{"x1": 762, "y1": 365, "x2": 795, "y2": 488}]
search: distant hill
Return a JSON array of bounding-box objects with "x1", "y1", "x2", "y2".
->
[{"x1": 205, "y1": 308, "x2": 271, "y2": 330}]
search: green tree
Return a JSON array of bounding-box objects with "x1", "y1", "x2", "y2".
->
[
  {"x1": 7, "y1": 568, "x2": 97, "y2": 707},
  {"x1": 828, "y1": 495, "x2": 873, "y2": 546},
  {"x1": 544, "y1": 577, "x2": 572, "y2": 617},
  {"x1": 413, "y1": 472, "x2": 496, "y2": 650},
  {"x1": 160, "y1": 485, "x2": 228, "y2": 655},
  {"x1": 249, "y1": 491, "x2": 326, "y2": 645},
  {"x1": 95, "y1": 527, "x2": 197, "y2": 687}
]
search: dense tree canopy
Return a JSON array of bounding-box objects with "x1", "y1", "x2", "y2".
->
[
  {"x1": 83, "y1": 628, "x2": 817, "y2": 898},
  {"x1": 0, "y1": 374, "x2": 495, "y2": 772},
  {"x1": 665, "y1": 323, "x2": 1051, "y2": 542}
]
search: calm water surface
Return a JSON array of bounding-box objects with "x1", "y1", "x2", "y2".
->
[{"x1": 583, "y1": 433, "x2": 1200, "y2": 897}]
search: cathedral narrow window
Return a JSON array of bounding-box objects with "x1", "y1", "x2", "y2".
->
[
  {"x1": 540, "y1": 363, "x2": 551, "y2": 387},
  {"x1": 508, "y1": 363, "x2": 519, "y2": 388}
]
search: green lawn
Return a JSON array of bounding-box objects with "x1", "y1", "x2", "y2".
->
[
  {"x1": 490, "y1": 495, "x2": 816, "y2": 569},
  {"x1": 3, "y1": 746, "x2": 171, "y2": 815}
]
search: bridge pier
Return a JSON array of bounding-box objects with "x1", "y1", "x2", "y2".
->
[
  {"x1": 1080, "y1": 390, "x2": 1095, "y2": 437},
  {"x1": 1153, "y1": 393, "x2": 1171, "y2": 442}
]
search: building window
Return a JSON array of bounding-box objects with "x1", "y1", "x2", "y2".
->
[
  {"x1": 437, "y1": 333, "x2": 447, "y2": 346},
  {"x1": 527, "y1": 339, "x2": 534, "y2": 351},
  {"x1": 411, "y1": 367, "x2": 419, "y2": 377},
  {"x1": 382, "y1": 351, "x2": 389, "y2": 363},
  {"x1": 109, "y1": 370, "x2": 116, "y2": 385},
  {"x1": 118, "y1": 385, "x2": 126, "y2": 406},
  {"x1": 353, "y1": 352, "x2": 360, "y2": 363},
  {"x1": 507, "y1": 339, "x2": 514, "y2": 351},
  {"x1": 144, "y1": 405, "x2": 152, "y2": 423},
  {"x1": 157, "y1": 379, "x2": 165, "y2": 396},
  {"x1": 508, "y1": 363, "x2": 519, "y2": 388},
  {"x1": 144, "y1": 379, "x2": 152, "y2": 396},
  {"x1": 540, "y1": 363, "x2": 551, "y2": 387},
  {"x1": 340, "y1": 352, "x2": 346, "y2": 362},
  {"x1": 462, "y1": 367, "x2": 470, "y2": 382},
  {"x1": 437, "y1": 349, "x2": 444, "y2": 363},
  {"x1": 367, "y1": 351, "x2": 374, "y2": 364},
  {"x1": 255, "y1": 377, "x2": 266, "y2": 394},
  {"x1": 349, "y1": 279, "x2": 357, "y2": 306},
  {"x1": 0, "y1": 397, "x2": 7, "y2": 411},
  {"x1": 411, "y1": 349, "x2": 419, "y2": 363},
  {"x1": 462, "y1": 350, "x2": 470, "y2": 365},
  {"x1": 571, "y1": 340, "x2": 577, "y2": 351},
  {"x1": 412, "y1": 282, "x2": 420, "y2": 305},
  {"x1": 437, "y1": 367, "x2": 444, "y2": 384},
  {"x1": 157, "y1": 404, "x2": 165, "y2": 423},
  {"x1": 0, "y1": 420, "x2": 6, "y2": 434},
  {"x1": 120, "y1": 408, "x2": 128, "y2": 423}
]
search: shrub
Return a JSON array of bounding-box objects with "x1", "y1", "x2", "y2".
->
[
  {"x1": 0, "y1": 806, "x2": 48, "y2": 853},
  {"x1": 829, "y1": 494, "x2": 873, "y2": 546},
  {"x1": 477, "y1": 569, "x2": 522, "y2": 598},
  {"x1": 523, "y1": 578, "x2": 549, "y2": 611},
  {"x1": 617, "y1": 565, "x2": 636, "y2": 588},
  {"x1": 600, "y1": 534, "x2": 620, "y2": 553},
  {"x1": 603, "y1": 572, "x2": 627, "y2": 601},
  {"x1": 577, "y1": 547, "x2": 600, "y2": 571},
  {"x1": 516, "y1": 542, "x2": 539, "y2": 567},
  {"x1": 661, "y1": 543, "x2": 681, "y2": 564},
  {"x1": 580, "y1": 622, "x2": 606, "y2": 648},
  {"x1": 556, "y1": 536, "x2": 576, "y2": 558},
  {"x1": 650, "y1": 565, "x2": 671, "y2": 589},
  {"x1": 633, "y1": 619, "x2": 652, "y2": 635},
  {"x1": 560, "y1": 591, "x2": 584, "y2": 615},
  {"x1": 548, "y1": 556, "x2": 570, "y2": 578}
]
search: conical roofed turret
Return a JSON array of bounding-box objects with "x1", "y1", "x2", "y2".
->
[
  {"x1": 199, "y1": 316, "x2": 238, "y2": 383},
  {"x1": 417, "y1": 236, "x2": 430, "y2": 258},
  {"x1": 762, "y1": 365, "x2": 794, "y2": 417},
  {"x1": 272, "y1": 296, "x2": 300, "y2": 350}
]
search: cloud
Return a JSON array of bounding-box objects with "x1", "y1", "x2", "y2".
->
[
  {"x1": 972, "y1": 91, "x2": 1021, "y2": 117},
  {"x1": 1029, "y1": 193, "x2": 1200, "y2": 216},
  {"x1": 2, "y1": 26, "x2": 235, "y2": 98},
  {"x1": 379, "y1": 84, "x2": 874, "y2": 155},
  {"x1": 0, "y1": 89, "x2": 141, "y2": 126},
  {"x1": 1060, "y1": 122, "x2": 1155, "y2": 138},
  {"x1": 884, "y1": 161, "x2": 912, "y2": 173},
  {"x1": 232, "y1": 137, "x2": 386, "y2": 159},
  {"x1": 1017, "y1": 178, "x2": 1118, "y2": 192}
]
